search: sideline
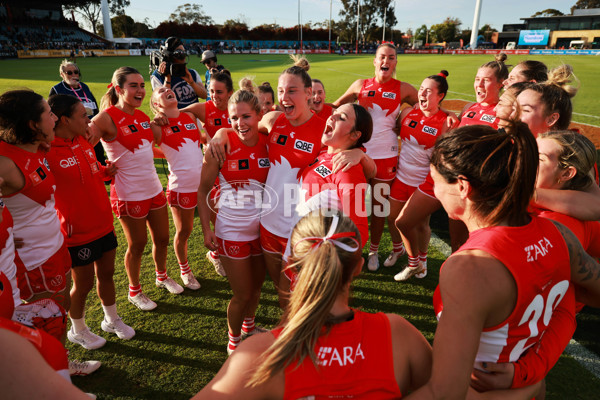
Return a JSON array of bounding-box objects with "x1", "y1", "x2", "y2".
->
[{"x1": 429, "y1": 232, "x2": 600, "y2": 379}]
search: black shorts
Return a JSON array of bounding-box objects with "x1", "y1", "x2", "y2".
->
[{"x1": 68, "y1": 231, "x2": 118, "y2": 267}]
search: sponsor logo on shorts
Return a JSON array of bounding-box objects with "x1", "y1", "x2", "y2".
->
[
  {"x1": 130, "y1": 205, "x2": 142, "y2": 216},
  {"x1": 422, "y1": 125, "x2": 438, "y2": 136},
  {"x1": 258, "y1": 158, "x2": 270, "y2": 168},
  {"x1": 228, "y1": 245, "x2": 240, "y2": 256},
  {"x1": 78, "y1": 247, "x2": 91, "y2": 261},
  {"x1": 180, "y1": 196, "x2": 191, "y2": 206},
  {"x1": 49, "y1": 275, "x2": 64, "y2": 289},
  {"x1": 294, "y1": 139, "x2": 314, "y2": 153},
  {"x1": 382, "y1": 92, "x2": 396, "y2": 99},
  {"x1": 140, "y1": 121, "x2": 151, "y2": 129},
  {"x1": 315, "y1": 165, "x2": 332, "y2": 178},
  {"x1": 480, "y1": 114, "x2": 496, "y2": 124},
  {"x1": 184, "y1": 123, "x2": 197, "y2": 130}
]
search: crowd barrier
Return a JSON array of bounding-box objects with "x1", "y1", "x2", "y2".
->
[
  {"x1": 17, "y1": 49, "x2": 137, "y2": 58},
  {"x1": 529, "y1": 49, "x2": 600, "y2": 55}
]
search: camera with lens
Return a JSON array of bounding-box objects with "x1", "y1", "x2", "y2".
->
[{"x1": 149, "y1": 37, "x2": 188, "y2": 78}]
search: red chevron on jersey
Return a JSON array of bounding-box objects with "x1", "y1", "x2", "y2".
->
[
  {"x1": 358, "y1": 78, "x2": 402, "y2": 118},
  {"x1": 105, "y1": 106, "x2": 153, "y2": 153},
  {"x1": 204, "y1": 100, "x2": 231, "y2": 138},
  {"x1": 459, "y1": 102, "x2": 499, "y2": 128},
  {"x1": 160, "y1": 112, "x2": 200, "y2": 150}
]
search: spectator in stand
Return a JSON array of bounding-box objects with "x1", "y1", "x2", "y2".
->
[
  {"x1": 151, "y1": 37, "x2": 207, "y2": 109},
  {"x1": 49, "y1": 60, "x2": 105, "y2": 165},
  {"x1": 201, "y1": 50, "x2": 225, "y2": 101}
]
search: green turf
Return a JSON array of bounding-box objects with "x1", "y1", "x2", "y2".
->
[{"x1": 1, "y1": 54, "x2": 599, "y2": 398}]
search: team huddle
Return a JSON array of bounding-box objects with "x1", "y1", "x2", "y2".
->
[{"x1": 1, "y1": 40, "x2": 600, "y2": 399}]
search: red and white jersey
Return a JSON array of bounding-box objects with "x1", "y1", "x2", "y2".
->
[
  {"x1": 260, "y1": 113, "x2": 326, "y2": 238},
  {"x1": 158, "y1": 112, "x2": 203, "y2": 193},
  {"x1": 203, "y1": 100, "x2": 231, "y2": 139},
  {"x1": 397, "y1": 107, "x2": 446, "y2": 186},
  {"x1": 0, "y1": 142, "x2": 63, "y2": 271},
  {"x1": 300, "y1": 152, "x2": 369, "y2": 247},
  {"x1": 0, "y1": 205, "x2": 21, "y2": 307},
  {"x1": 433, "y1": 216, "x2": 575, "y2": 365},
  {"x1": 315, "y1": 104, "x2": 334, "y2": 121},
  {"x1": 537, "y1": 210, "x2": 600, "y2": 259},
  {"x1": 459, "y1": 102, "x2": 499, "y2": 128},
  {"x1": 272, "y1": 310, "x2": 402, "y2": 399},
  {"x1": 357, "y1": 77, "x2": 402, "y2": 159},
  {"x1": 101, "y1": 106, "x2": 163, "y2": 201},
  {"x1": 215, "y1": 131, "x2": 269, "y2": 241}
]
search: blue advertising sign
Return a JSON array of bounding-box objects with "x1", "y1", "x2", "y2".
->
[{"x1": 518, "y1": 30, "x2": 550, "y2": 46}]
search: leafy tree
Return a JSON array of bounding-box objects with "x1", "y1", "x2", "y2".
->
[
  {"x1": 429, "y1": 17, "x2": 461, "y2": 43},
  {"x1": 571, "y1": 0, "x2": 600, "y2": 14},
  {"x1": 97, "y1": 15, "x2": 153, "y2": 37},
  {"x1": 338, "y1": 0, "x2": 397, "y2": 42},
  {"x1": 414, "y1": 24, "x2": 428, "y2": 42},
  {"x1": 168, "y1": 3, "x2": 213, "y2": 25},
  {"x1": 531, "y1": 9, "x2": 565, "y2": 17},
  {"x1": 64, "y1": 0, "x2": 130, "y2": 35},
  {"x1": 478, "y1": 24, "x2": 497, "y2": 41}
]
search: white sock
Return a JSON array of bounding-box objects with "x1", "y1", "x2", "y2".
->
[
  {"x1": 102, "y1": 303, "x2": 119, "y2": 323},
  {"x1": 70, "y1": 316, "x2": 87, "y2": 333}
]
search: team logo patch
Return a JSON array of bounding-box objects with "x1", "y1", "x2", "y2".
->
[
  {"x1": 214, "y1": 119, "x2": 222, "y2": 126},
  {"x1": 382, "y1": 92, "x2": 396, "y2": 99},
  {"x1": 164, "y1": 127, "x2": 173, "y2": 136},
  {"x1": 78, "y1": 247, "x2": 91, "y2": 261},
  {"x1": 408, "y1": 120, "x2": 418, "y2": 128},
  {"x1": 238, "y1": 159, "x2": 249, "y2": 170},
  {"x1": 368, "y1": 90, "x2": 376, "y2": 97},
  {"x1": 422, "y1": 125, "x2": 438, "y2": 136},
  {"x1": 29, "y1": 167, "x2": 47, "y2": 185},
  {"x1": 140, "y1": 121, "x2": 150, "y2": 129},
  {"x1": 228, "y1": 160, "x2": 250, "y2": 171},
  {"x1": 466, "y1": 111, "x2": 477, "y2": 119},
  {"x1": 184, "y1": 123, "x2": 196, "y2": 130},
  {"x1": 128, "y1": 124, "x2": 138, "y2": 133},
  {"x1": 481, "y1": 114, "x2": 496, "y2": 124},
  {"x1": 276, "y1": 135, "x2": 288, "y2": 146},
  {"x1": 121, "y1": 126, "x2": 132, "y2": 135},
  {"x1": 315, "y1": 165, "x2": 332, "y2": 178},
  {"x1": 171, "y1": 125, "x2": 181, "y2": 133},
  {"x1": 294, "y1": 139, "x2": 314, "y2": 153},
  {"x1": 258, "y1": 158, "x2": 270, "y2": 168}
]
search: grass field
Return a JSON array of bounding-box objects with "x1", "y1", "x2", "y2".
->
[{"x1": 1, "y1": 54, "x2": 599, "y2": 399}]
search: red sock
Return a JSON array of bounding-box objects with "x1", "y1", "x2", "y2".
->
[
  {"x1": 419, "y1": 252, "x2": 427, "y2": 263},
  {"x1": 392, "y1": 242, "x2": 405, "y2": 254},
  {"x1": 156, "y1": 270, "x2": 167, "y2": 282},
  {"x1": 242, "y1": 317, "x2": 255, "y2": 334},
  {"x1": 228, "y1": 331, "x2": 241, "y2": 351},
  {"x1": 369, "y1": 242, "x2": 379, "y2": 253},
  {"x1": 408, "y1": 255, "x2": 419, "y2": 268},
  {"x1": 129, "y1": 284, "x2": 141, "y2": 297},
  {"x1": 179, "y1": 261, "x2": 191, "y2": 275}
]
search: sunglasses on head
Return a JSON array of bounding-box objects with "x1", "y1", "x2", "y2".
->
[
  {"x1": 65, "y1": 70, "x2": 80, "y2": 75},
  {"x1": 172, "y1": 50, "x2": 187, "y2": 60}
]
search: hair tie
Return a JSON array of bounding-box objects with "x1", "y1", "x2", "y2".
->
[
  {"x1": 107, "y1": 83, "x2": 113, "y2": 89},
  {"x1": 438, "y1": 72, "x2": 447, "y2": 78},
  {"x1": 498, "y1": 127, "x2": 516, "y2": 140},
  {"x1": 293, "y1": 214, "x2": 360, "y2": 254}
]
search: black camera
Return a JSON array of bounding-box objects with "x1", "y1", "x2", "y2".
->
[{"x1": 149, "y1": 37, "x2": 188, "y2": 78}]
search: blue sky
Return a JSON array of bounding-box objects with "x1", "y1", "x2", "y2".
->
[{"x1": 126, "y1": 0, "x2": 572, "y2": 33}]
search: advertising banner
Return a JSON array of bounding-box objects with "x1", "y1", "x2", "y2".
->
[{"x1": 518, "y1": 30, "x2": 550, "y2": 46}]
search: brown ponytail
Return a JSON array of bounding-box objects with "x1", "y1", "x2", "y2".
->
[{"x1": 100, "y1": 66, "x2": 141, "y2": 111}]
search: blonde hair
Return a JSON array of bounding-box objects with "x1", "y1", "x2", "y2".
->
[
  {"x1": 481, "y1": 53, "x2": 509, "y2": 82},
  {"x1": 59, "y1": 59, "x2": 77, "y2": 75},
  {"x1": 538, "y1": 130, "x2": 596, "y2": 192},
  {"x1": 239, "y1": 76, "x2": 257, "y2": 93},
  {"x1": 281, "y1": 55, "x2": 312, "y2": 88},
  {"x1": 248, "y1": 210, "x2": 362, "y2": 387},
  {"x1": 100, "y1": 66, "x2": 141, "y2": 111},
  {"x1": 228, "y1": 89, "x2": 261, "y2": 115}
]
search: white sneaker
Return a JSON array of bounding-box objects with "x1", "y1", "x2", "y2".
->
[
  {"x1": 383, "y1": 249, "x2": 405, "y2": 267},
  {"x1": 394, "y1": 263, "x2": 427, "y2": 282},
  {"x1": 101, "y1": 317, "x2": 135, "y2": 340},
  {"x1": 227, "y1": 344, "x2": 237, "y2": 356},
  {"x1": 181, "y1": 272, "x2": 201, "y2": 290},
  {"x1": 367, "y1": 252, "x2": 380, "y2": 271},
  {"x1": 155, "y1": 277, "x2": 184, "y2": 294},
  {"x1": 69, "y1": 359, "x2": 101, "y2": 376},
  {"x1": 67, "y1": 327, "x2": 106, "y2": 350},
  {"x1": 128, "y1": 292, "x2": 157, "y2": 311},
  {"x1": 241, "y1": 325, "x2": 268, "y2": 340},
  {"x1": 207, "y1": 250, "x2": 226, "y2": 277},
  {"x1": 416, "y1": 259, "x2": 427, "y2": 279}
]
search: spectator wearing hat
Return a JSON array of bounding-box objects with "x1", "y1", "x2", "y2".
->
[
  {"x1": 201, "y1": 50, "x2": 225, "y2": 101},
  {"x1": 151, "y1": 37, "x2": 207, "y2": 109}
]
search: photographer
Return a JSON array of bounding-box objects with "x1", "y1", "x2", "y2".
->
[
  {"x1": 151, "y1": 37, "x2": 207, "y2": 108},
  {"x1": 201, "y1": 50, "x2": 225, "y2": 101}
]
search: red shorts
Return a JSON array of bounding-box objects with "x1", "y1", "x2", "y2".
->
[
  {"x1": 260, "y1": 224, "x2": 288, "y2": 255},
  {"x1": 418, "y1": 173, "x2": 436, "y2": 199},
  {"x1": 373, "y1": 157, "x2": 398, "y2": 181},
  {"x1": 17, "y1": 244, "x2": 71, "y2": 301},
  {"x1": 111, "y1": 191, "x2": 167, "y2": 219},
  {"x1": 217, "y1": 237, "x2": 261, "y2": 259},
  {"x1": 389, "y1": 178, "x2": 418, "y2": 202},
  {"x1": 166, "y1": 190, "x2": 198, "y2": 209}
]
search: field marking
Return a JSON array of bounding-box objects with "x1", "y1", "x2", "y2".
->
[
  {"x1": 447, "y1": 90, "x2": 476, "y2": 98},
  {"x1": 429, "y1": 231, "x2": 600, "y2": 378},
  {"x1": 573, "y1": 112, "x2": 600, "y2": 119}
]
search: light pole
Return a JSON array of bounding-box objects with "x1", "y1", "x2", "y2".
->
[{"x1": 329, "y1": 0, "x2": 332, "y2": 53}]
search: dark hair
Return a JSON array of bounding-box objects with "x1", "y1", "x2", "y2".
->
[
  {"x1": 481, "y1": 53, "x2": 509, "y2": 83},
  {"x1": 517, "y1": 60, "x2": 548, "y2": 83},
  {"x1": 426, "y1": 70, "x2": 449, "y2": 101},
  {"x1": 100, "y1": 66, "x2": 142, "y2": 110},
  {"x1": 281, "y1": 55, "x2": 312, "y2": 88},
  {"x1": 376, "y1": 43, "x2": 397, "y2": 52},
  {"x1": 351, "y1": 104, "x2": 373, "y2": 149},
  {"x1": 0, "y1": 89, "x2": 46, "y2": 145},
  {"x1": 48, "y1": 94, "x2": 80, "y2": 121},
  {"x1": 163, "y1": 36, "x2": 182, "y2": 53},
  {"x1": 211, "y1": 69, "x2": 234, "y2": 93},
  {"x1": 258, "y1": 81, "x2": 275, "y2": 102},
  {"x1": 430, "y1": 121, "x2": 537, "y2": 226},
  {"x1": 311, "y1": 79, "x2": 325, "y2": 91}
]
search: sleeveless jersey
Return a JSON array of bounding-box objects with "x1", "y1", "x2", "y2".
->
[
  {"x1": 203, "y1": 100, "x2": 231, "y2": 139},
  {"x1": 397, "y1": 107, "x2": 447, "y2": 186},
  {"x1": 0, "y1": 142, "x2": 63, "y2": 270},
  {"x1": 158, "y1": 112, "x2": 203, "y2": 193},
  {"x1": 272, "y1": 310, "x2": 402, "y2": 399},
  {"x1": 215, "y1": 131, "x2": 270, "y2": 241},
  {"x1": 433, "y1": 216, "x2": 575, "y2": 365},
  {"x1": 46, "y1": 135, "x2": 113, "y2": 247},
  {"x1": 300, "y1": 152, "x2": 369, "y2": 247},
  {"x1": 357, "y1": 77, "x2": 402, "y2": 159},
  {"x1": 315, "y1": 104, "x2": 334, "y2": 121},
  {"x1": 459, "y1": 102, "x2": 499, "y2": 128},
  {"x1": 0, "y1": 204, "x2": 21, "y2": 307},
  {"x1": 537, "y1": 210, "x2": 600, "y2": 259},
  {"x1": 101, "y1": 106, "x2": 163, "y2": 201},
  {"x1": 260, "y1": 113, "x2": 326, "y2": 238}
]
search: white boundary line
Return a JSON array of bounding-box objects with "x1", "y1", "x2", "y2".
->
[{"x1": 429, "y1": 231, "x2": 600, "y2": 379}]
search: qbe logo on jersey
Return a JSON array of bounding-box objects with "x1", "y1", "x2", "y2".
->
[
  {"x1": 294, "y1": 139, "x2": 314, "y2": 153},
  {"x1": 315, "y1": 165, "x2": 332, "y2": 178},
  {"x1": 382, "y1": 92, "x2": 396, "y2": 99},
  {"x1": 258, "y1": 158, "x2": 270, "y2": 168},
  {"x1": 422, "y1": 125, "x2": 438, "y2": 136},
  {"x1": 481, "y1": 114, "x2": 496, "y2": 124}
]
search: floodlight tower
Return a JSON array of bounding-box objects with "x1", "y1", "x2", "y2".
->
[
  {"x1": 469, "y1": 0, "x2": 482, "y2": 49},
  {"x1": 101, "y1": 0, "x2": 113, "y2": 40}
]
